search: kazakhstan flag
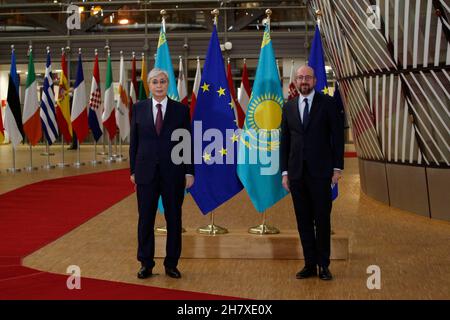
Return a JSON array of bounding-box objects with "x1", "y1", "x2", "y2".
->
[
  {"x1": 155, "y1": 25, "x2": 180, "y2": 214},
  {"x1": 237, "y1": 24, "x2": 288, "y2": 213},
  {"x1": 155, "y1": 26, "x2": 179, "y2": 101}
]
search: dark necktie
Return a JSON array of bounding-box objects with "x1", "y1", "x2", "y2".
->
[
  {"x1": 155, "y1": 103, "x2": 163, "y2": 135},
  {"x1": 302, "y1": 98, "x2": 309, "y2": 128}
]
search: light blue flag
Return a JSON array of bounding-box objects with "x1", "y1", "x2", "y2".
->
[
  {"x1": 154, "y1": 25, "x2": 181, "y2": 214},
  {"x1": 308, "y1": 25, "x2": 338, "y2": 200},
  {"x1": 236, "y1": 24, "x2": 288, "y2": 213},
  {"x1": 155, "y1": 26, "x2": 179, "y2": 101}
]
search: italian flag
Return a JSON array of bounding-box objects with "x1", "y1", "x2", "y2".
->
[
  {"x1": 22, "y1": 49, "x2": 42, "y2": 146},
  {"x1": 102, "y1": 53, "x2": 116, "y2": 139}
]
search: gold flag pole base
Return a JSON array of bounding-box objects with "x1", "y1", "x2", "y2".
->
[
  {"x1": 248, "y1": 224, "x2": 280, "y2": 235},
  {"x1": 248, "y1": 211, "x2": 280, "y2": 235},
  {"x1": 155, "y1": 226, "x2": 186, "y2": 234},
  {"x1": 197, "y1": 212, "x2": 228, "y2": 235}
]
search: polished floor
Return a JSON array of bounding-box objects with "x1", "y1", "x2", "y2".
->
[{"x1": 1, "y1": 143, "x2": 450, "y2": 299}]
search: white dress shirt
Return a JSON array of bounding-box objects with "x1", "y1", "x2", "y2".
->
[{"x1": 152, "y1": 96, "x2": 168, "y2": 124}]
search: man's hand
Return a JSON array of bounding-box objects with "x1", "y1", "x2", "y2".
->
[
  {"x1": 282, "y1": 175, "x2": 290, "y2": 192},
  {"x1": 331, "y1": 170, "x2": 342, "y2": 185},
  {"x1": 130, "y1": 174, "x2": 136, "y2": 191},
  {"x1": 186, "y1": 175, "x2": 194, "y2": 189}
]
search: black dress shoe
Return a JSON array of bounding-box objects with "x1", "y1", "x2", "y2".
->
[
  {"x1": 137, "y1": 266, "x2": 152, "y2": 279},
  {"x1": 319, "y1": 266, "x2": 333, "y2": 280},
  {"x1": 165, "y1": 267, "x2": 181, "y2": 279},
  {"x1": 296, "y1": 266, "x2": 317, "y2": 279}
]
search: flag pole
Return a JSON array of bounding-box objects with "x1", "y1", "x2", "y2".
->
[
  {"x1": 246, "y1": 9, "x2": 280, "y2": 235},
  {"x1": 6, "y1": 45, "x2": 21, "y2": 173},
  {"x1": 7, "y1": 144, "x2": 21, "y2": 173},
  {"x1": 196, "y1": 8, "x2": 229, "y2": 236},
  {"x1": 42, "y1": 141, "x2": 55, "y2": 169},
  {"x1": 57, "y1": 47, "x2": 70, "y2": 168},
  {"x1": 57, "y1": 134, "x2": 69, "y2": 167},
  {"x1": 24, "y1": 143, "x2": 38, "y2": 171},
  {"x1": 104, "y1": 134, "x2": 115, "y2": 163},
  {"x1": 91, "y1": 139, "x2": 102, "y2": 165},
  {"x1": 24, "y1": 45, "x2": 38, "y2": 172},
  {"x1": 73, "y1": 139, "x2": 85, "y2": 167}
]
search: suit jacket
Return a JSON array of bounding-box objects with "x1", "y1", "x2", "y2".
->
[
  {"x1": 129, "y1": 97, "x2": 194, "y2": 185},
  {"x1": 280, "y1": 91, "x2": 344, "y2": 181}
]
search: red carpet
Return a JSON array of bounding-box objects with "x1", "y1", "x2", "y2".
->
[{"x1": 0, "y1": 169, "x2": 239, "y2": 300}]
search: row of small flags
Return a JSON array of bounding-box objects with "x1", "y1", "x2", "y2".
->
[
  {"x1": 0, "y1": 45, "x2": 253, "y2": 147},
  {"x1": 0, "y1": 23, "x2": 336, "y2": 214}
]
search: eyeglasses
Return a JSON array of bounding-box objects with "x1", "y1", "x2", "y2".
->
[
  {"x1": 150, "y1": 79, "x2": 168, "y2": 85},
  {"x1": 295, "y1": 75, "x2": 314, "y2": 81}
]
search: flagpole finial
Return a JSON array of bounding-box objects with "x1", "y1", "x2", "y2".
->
[
  {"x1": 211, "y1": 9, "x2": 219, "y2": 25},
  {"x1": 132, "y1": 51, "x2": 135, "y2": 58},
  {"x1": 120, "y1": 50, "x2": 123, "y2": 56},
  {"x1": 107, "y1": 48, "x2": 110, "y2": 56},
  {"x1": 265, "y1": 8, "x2": 272, "y2": 17},
  {"x1": 160, "y1": 9, "x2": 167, "y2": 31},
  {"x1": 196, "y1": 56, "x2": 200, "y2": 61},
  {"x1": 291, "y1": 59, "x2": 294, "y2": 64},
  {"x1": 11, "y1": 44, "x2": 15, "y2": 51},
  {"x1": 160, "y1": 9, "x2": 167, "y2": 17},
  {"x1": 227, "y1": 57, "x2": 230, "y2": 64},
  {"x1": 61, "y1": 47, "x2": 65, "y2": 54},
  {"x1": 95, "y1": 48, "x2": 98, "y2": 55},
  {"x1": 141, "y1": 52, "x2": 145, "y2": 58},
  {"x1": 243, "y1": 58, "x2": 246, "y2": 64},
  {"x1": 78, "y1": 48, "x2": 82, "y2": 54},
  {"x1": 46, "y1": 46, "x2": 50, "y2": 53},
  {"x1": 315, "y1": 9, "x2": 322, "y2": 18}
]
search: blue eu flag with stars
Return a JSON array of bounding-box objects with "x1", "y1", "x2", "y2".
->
[{"x1": 189, "y1": 25, "x2": 243, "y2": 215}]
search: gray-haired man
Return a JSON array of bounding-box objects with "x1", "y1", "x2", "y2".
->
[{"x1": 130, "y1": 68, "x2": 194, "y2": 279}]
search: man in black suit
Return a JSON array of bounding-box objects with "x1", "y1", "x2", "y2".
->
[
  {"x1": 130, "y1": 68, "x2": 194, "y2": 279},
  {"x1": 281, "y1": 65, "x2": 344, "y2": 281}
]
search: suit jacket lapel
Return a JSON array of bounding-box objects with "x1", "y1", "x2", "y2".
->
[
  {"x1": 160, "y1": 97, "x2": 173, "y2": 135},
  {"x1": 292, "y1": 98, "x2": 303, "y2": 133},
  {"x1": 147, "y1": 98, "x2": 157, "y2": 135},
  {"x1": 305, "y1": 92, "x2": 320, "y2": 131}
]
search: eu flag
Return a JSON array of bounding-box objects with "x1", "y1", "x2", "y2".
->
[
  {"x1": 308, "y1": 25, "x2": 338, "y2": 200},
  {"x1": 189, "y1": 25, "x2": 243, "y2": 215},
  {"x1": 236, "y1": 24, "x2": 288, "y2": 212}
]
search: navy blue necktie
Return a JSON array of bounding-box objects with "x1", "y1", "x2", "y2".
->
[{"x1": 302, "y1": 98, "x2": 309, "y2": 128}]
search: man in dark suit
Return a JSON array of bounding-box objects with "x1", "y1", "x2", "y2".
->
[
  {"x1": 281, "y1": 65, "x2": 344, "y2": 281},
  {"x1": 130, "y1": 68, "x2": 194, "y2": 279}
]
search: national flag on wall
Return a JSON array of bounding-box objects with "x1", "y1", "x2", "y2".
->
[
  {"x1": 238, "y1": 60, "x2": 251, "y2": 114},
  {"x1": 116, "y1": 52, "x2": 130, "y2": 141},
  {"x1": 226, "y1": 60, "x2": 245, "y2": 128},
  {"x1": 56, "y1": 50, "x2": 72, "y2": 144},
  {"x1": 4, "y1": 48, "x2": 23, "y2": 147},
  {"x1": 129, "y1": 52, "x2": 138, "y2": 119},
  {"x1": 154, "y1": 24, "x2": 179, "y2": 101},
  {"x1": 237, "y1": 24, "x2": 288, "y2": 213},
  {"x1": 40, "y1": 49, "x2": 59, "y2": 145},
  {"x1": 138, "y1": 53, "x2": 149, "y2": 100},
  {"x1": 102, "y1": 52, "x2": 116, "y2": 140},
  {"x1": 308, "y1": 24, "x2": 338, "y2": 200},
  {"x1": 177, "y1": 57, "x2": 188, "y2": 106},
  {"x1": 88, "y1": 50, "x2": 103, "y2": 142},
  {"x1": 287, "y1": 60, "x2": 299, "y2": 100},
  {"x1": 70, "y1": 50, "x2": 89, "y2": 143},
  {"x1": 23, "y1": 48, "x2": 42, "y2": 146},
  {"x1": 189, "y1": 25, "x2": 243, "y2": 215},
  {"x1": 189, "y1": 57, "x2": 201, "y2": 120}
]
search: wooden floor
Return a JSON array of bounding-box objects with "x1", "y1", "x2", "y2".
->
[{"x1": 2, "y1": 144, "x2": 450, "y2": 299}]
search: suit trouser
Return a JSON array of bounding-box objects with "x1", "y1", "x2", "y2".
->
[
  {"x1": 136, "y1": 166, "x2": 185, "y2": 269},
  {"x1": 290, "y1": 166, "x2": 332, "y2": 268}
]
